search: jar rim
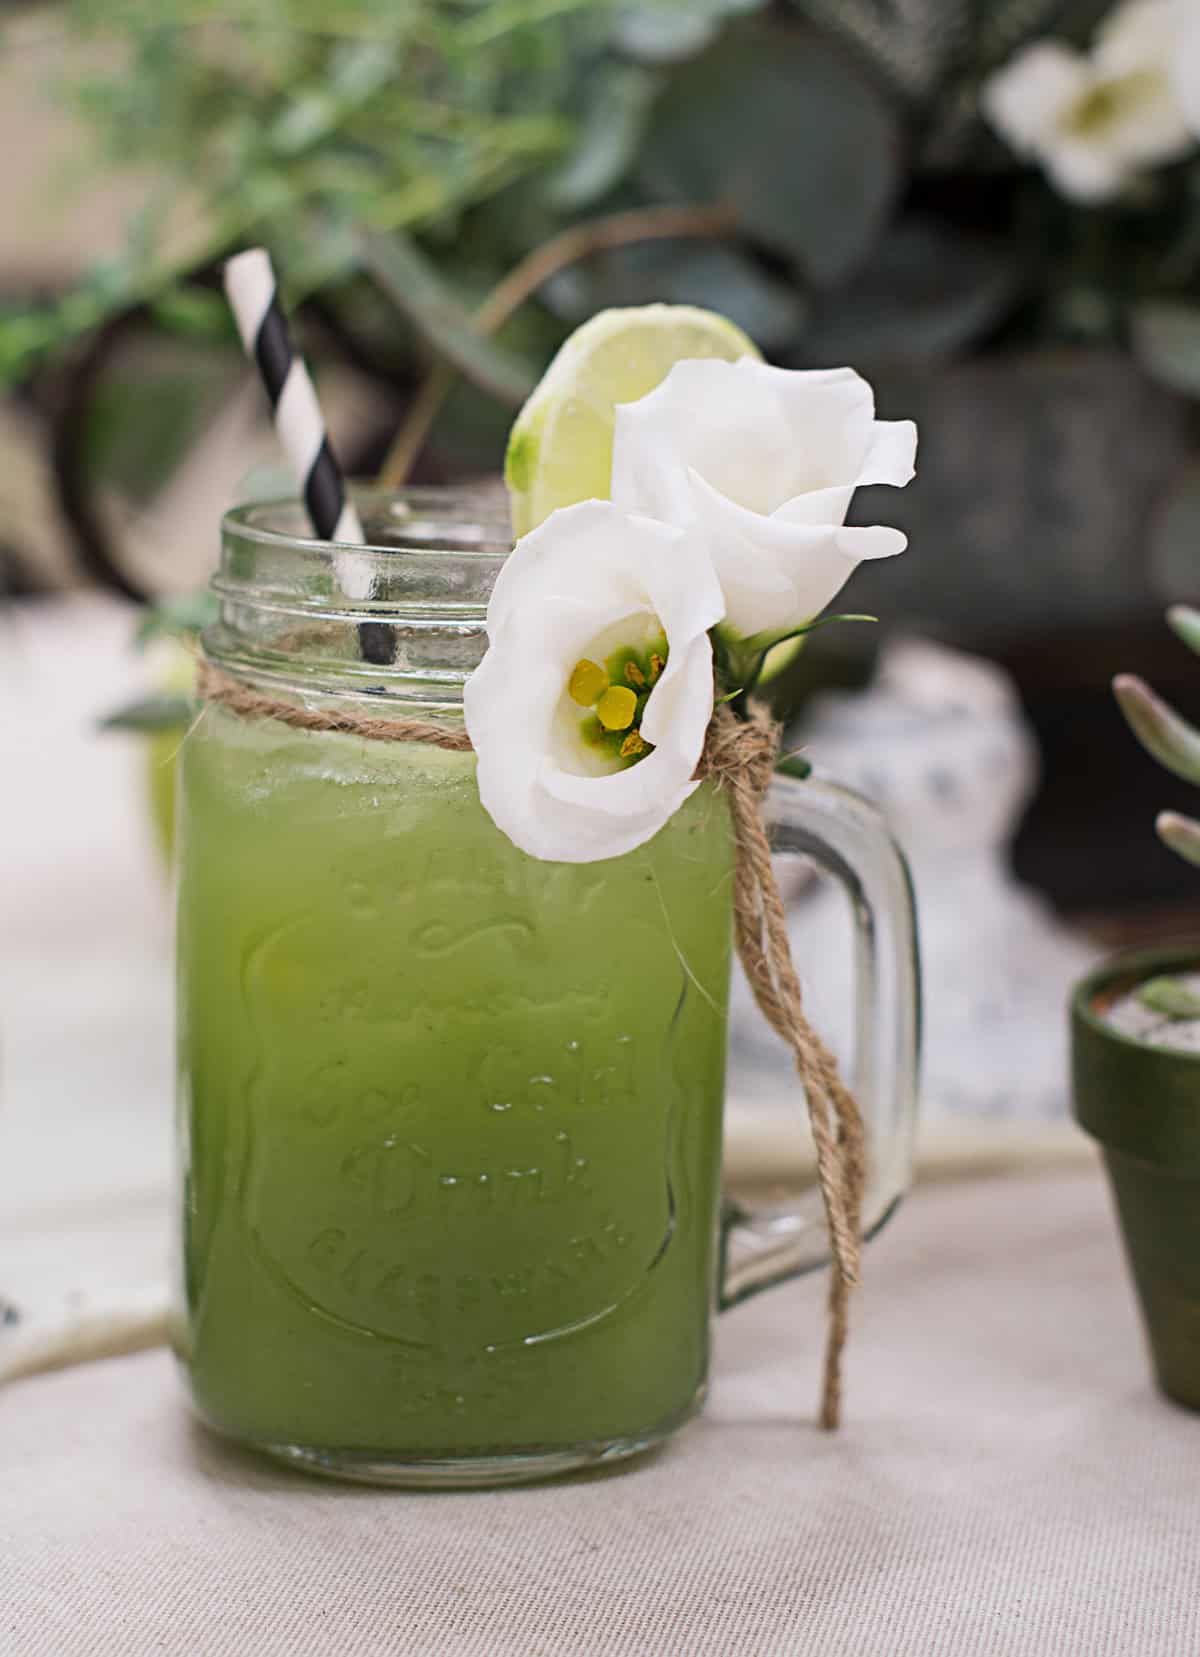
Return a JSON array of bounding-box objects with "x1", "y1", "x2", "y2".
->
[
  {"x1": 221, "y1": 485, "x2": 513, "y2": 560},
  {"x1": 207, "y1": 486, "x2": 509, "y2": 712}
]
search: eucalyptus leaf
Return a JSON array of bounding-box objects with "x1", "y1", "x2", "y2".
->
[
  {"x1": 1137, "y1": 975, "x2": 1200, "y2": 1020},
  {"x1": 613, "y1": 8, "x2": 718, "y2": 60},
  {"x1": 639, "y1": 22, "x2": 901, "y2": 285},
  {"x1": 792, "y1": 221, "x2": 1020, "y2": 365},
  {"x1": 542, "y1": 243, "x2": 807, "y2": 351},
  {"x1": 545, "y1": 66, "x2": 660, "y2": 210},
  {"x1": 1131, "y1": 303, "x2": 1200, "y2": 400},
  {"x1": 613, "y1": 0, "x2": 768, "y2": 64},
  {"x1": 360, "y1": 230, "x2": 536, "y2": 407},
  {"x1": 101, "y1": 694, "x2": 193, "y2": 733}
]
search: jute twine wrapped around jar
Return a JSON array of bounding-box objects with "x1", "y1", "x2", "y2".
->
[{"x1": 197, "y1": 660, "x2": 866, "y2": 1429}]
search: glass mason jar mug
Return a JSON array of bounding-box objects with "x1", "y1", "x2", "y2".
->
[{"x1": 175, "y1": 490, "x2": 919, "y2": 1486}]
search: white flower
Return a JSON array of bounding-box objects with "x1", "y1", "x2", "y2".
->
[
  {"x1": 1176, "y1": 1, "x2": 1200, "y2": 133},
  {"x1": 982, "y1": 0, "x2": 1196, "y2": 202},
  {"x1": 610, "y1": 357, "x2": 916, "y2": 641},
  {"x1": 463, "y1": 499, "x2": 725, "y2": 863}
]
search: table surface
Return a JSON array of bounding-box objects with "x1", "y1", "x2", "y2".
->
[
  {"x1": 5, "y1": 598, "x2": 1193, "y2": 1654},
  {"x1": 4, "y1": 1168, "x2": 1199, "y2": 1657}
]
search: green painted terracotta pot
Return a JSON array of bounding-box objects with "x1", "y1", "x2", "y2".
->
[{"x1": 1072, "y1": 943, "x2": 1200, "y2": 1412}]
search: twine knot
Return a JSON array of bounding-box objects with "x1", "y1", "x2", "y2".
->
[
  {"x1": 700, "y1": 702, "x2": 779, "y2": 799},
  {"x1": 198, "y1": 663, "x2": 864, "y2": 1429}
]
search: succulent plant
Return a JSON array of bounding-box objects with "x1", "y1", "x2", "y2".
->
[
  {"x1": 1113, "y1": 610, "x2": 1200, "y2": 1019},
  {"x1": 1114, "y1": 605, "x2": 1200, "y2": 869}
]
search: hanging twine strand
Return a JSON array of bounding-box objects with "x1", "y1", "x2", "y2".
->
[
  {"x1": 701, "y1": 706, "x2": 866, "y2": 1430},
  {"x1": 197, "y1": 663, "x2": 865, "y2": 1428}
]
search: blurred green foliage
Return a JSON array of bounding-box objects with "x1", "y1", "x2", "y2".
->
[{"x1": 4, "y1": 0, "x2": 1200, "y2": 492}]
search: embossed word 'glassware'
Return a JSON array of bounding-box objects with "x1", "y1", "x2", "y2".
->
[{"x1": 176, "y1": 490, "x2": 920, "y2": 1487}]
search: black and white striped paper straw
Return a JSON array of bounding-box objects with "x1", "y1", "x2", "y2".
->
[{"x1": 224, "y1": 248, "x2": 393, "y2": 662}]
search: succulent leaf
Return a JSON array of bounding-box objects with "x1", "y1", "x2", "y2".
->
[
  {"x1": 1113, "y1": 674, "x2": 1200, "y2": 787},
  {"x1": 1167, "y1": 606, "x2": 1200, "y2": 660},
  {"x1": 1137, "y1": 974, "x2": 1200, "y2": 1019},
  {"x1": 1157, "y1": 811, "x2": 1200, "y2": 868}
]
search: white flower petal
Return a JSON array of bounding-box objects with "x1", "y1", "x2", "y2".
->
[
  {"x1": 640, "y1": 632, "x2": 717, "y2": 762},
  {"x1": 1096, "y1": 0, "x2": 1178, "y2": 73},
  {"x1": 753, "y1": 363, "x2": 879, "y2": 491},
  {"x1": 860, "y1": 419, "x2": 919, "y2": 487},
  {"x1": 982, "y1": 43, "x2": 1089, "y2": 154},
  {"x1": 1044, "y1": 136, "x2": 1132, "y2": 201},
  {"x1": 463, "y1": 499, "x2": 723, "y2": 864},
  {"x1": 1102, "y1": 73, "x2": 1195, "y2": 165},
  {"x1": 687, "y1": 471, "x2": 904, "y2": 637},
  {"x1": 764, "y1": 484, "x2": 854, "y2": 530},
  {"x1": 614, "y1": 357, "x2": 798, "y2": 518},
  {"x1": 612, "y1": 357, "x2": 915, "y2": 642}
]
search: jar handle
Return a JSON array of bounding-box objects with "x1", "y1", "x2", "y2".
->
[{"x1": 719, "y1": 772, "x2": 921, "y2": 1309}]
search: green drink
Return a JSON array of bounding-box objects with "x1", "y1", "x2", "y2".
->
[
  {"x1": 177, "y1": 493, "x2": 920, "y2": 1484},
  {"x1": 178, "y1": 705, "x2": 734, "y2": 1473}
]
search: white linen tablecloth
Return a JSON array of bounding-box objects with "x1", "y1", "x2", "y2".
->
[{"x1": 3, "y1": 1168, "x2": 1199, "y2": 1657}]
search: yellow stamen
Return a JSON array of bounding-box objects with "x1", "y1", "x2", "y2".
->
[
  {"x1": 596, "y1": 685, "x2": 638, "y2": 732},
  {"x1": 568, "y1": 658, "x2": 609, "y2": 708},
  {"x1": 620, "y1": 730, "x2": 648, "y2": 759},
  {"x1": 649, "y1": 652, "x2": 665, "y2": 684},
  {"x1": 624, "y1": 660, "x2": 646, "y2": 688}
]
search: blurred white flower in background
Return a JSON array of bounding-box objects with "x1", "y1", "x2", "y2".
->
[
  {"x1": 1177, "y1": 1, "x2": 1200, "y2": 130},
  {"x1": 982, "y1": 0, "x2": 1198, "y2": 202}
]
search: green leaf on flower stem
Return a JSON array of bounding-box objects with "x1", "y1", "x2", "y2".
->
[
  {"x1": 743, "y1": 615, "x2": 877, "y2": 657},
  {"x1": 359, "y1": 231, "x2": 536, "y2": 408},
  {"x1": 639, "y1": 21, "x2": 901, "y2": 285},
  {"x1": 1157, "y1": 812, "x2": 1200, "y2": 869},
  {"x1": 1137, "y1": 976, "x2": 1200, "y2": 1020},
  {"x1": 1113, "y1": 674, "x2": 1200, "y2": 787},
  {"x1": 100, "y1": 694, "x2": 192, "y2": 733},
  {"x1": 1131, "y1": 303, "x2": 1200, "y2": 400}
]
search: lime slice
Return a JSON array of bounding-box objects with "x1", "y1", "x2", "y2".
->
[{"x1": 505, "y1": 304, "x2": 760, "y2": 538}]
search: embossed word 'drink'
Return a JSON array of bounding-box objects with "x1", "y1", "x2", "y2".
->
[{"x1": 174, "y1": 493, "x2": 919, "y2": 1487}]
